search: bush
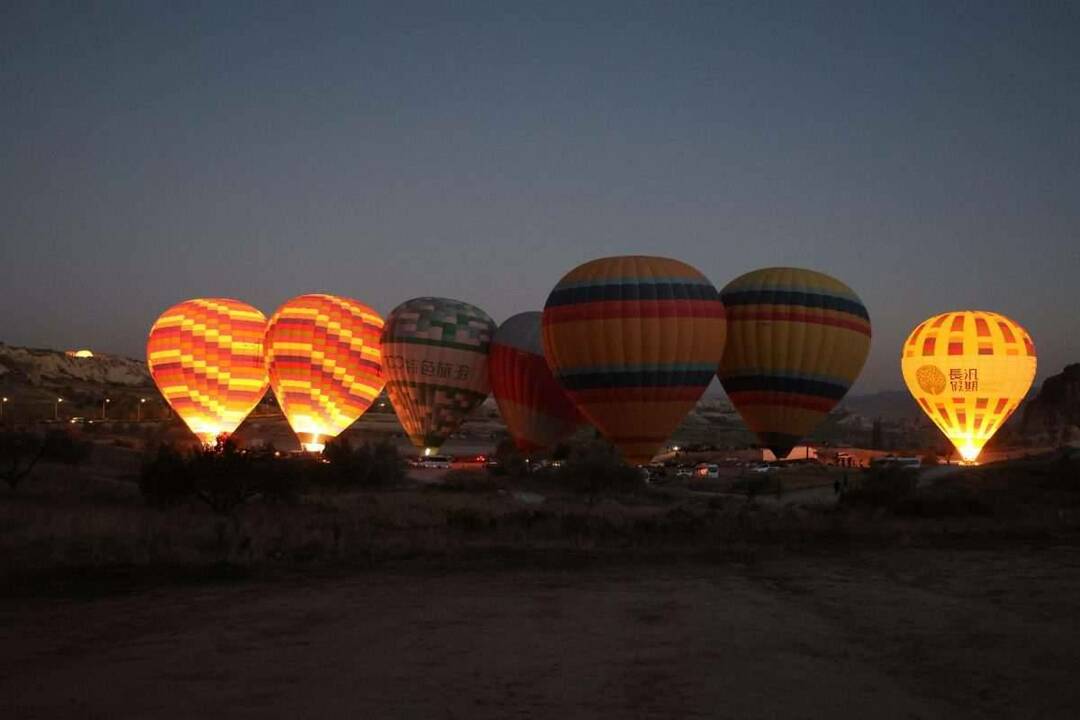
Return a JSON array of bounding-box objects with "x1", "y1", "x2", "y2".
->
[
  {"x1": 438, "y1": 469, "x2": 501, "y2": 493},
  {"x1": 41, "y1": 430, "x2": 92, "y2": 466},
  {"x1": 551, "y1": 440, "x2": 644, "y2": 502},
  {"x1": 893, "y1": 483, "x2": 991, "y2": 517},
  {"x1": 140, "y1": 438, "x2": 296, "y2": 513},
  {"x1": 492, "y1": 438, "x2": 526, "y2": 476},
  {"x1": 139, "y1": 437, "x2": 406, "y2": 512},
  {"x1": 0, "y1": 430, "x2": 45, "y2": 490},
  {"x1": 139, "y1": 443, "x2": 195, "y2": 507},
  {"x1": 840, "y1": 466, "x2": 918, "y2": 509},
  {"x1": 321, "y1": 437, "x2": 405, "y2": 488}
]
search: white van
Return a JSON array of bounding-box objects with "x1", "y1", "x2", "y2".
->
[{"x1": 418, "y1": 454, "x2": 452, "y2": 469}]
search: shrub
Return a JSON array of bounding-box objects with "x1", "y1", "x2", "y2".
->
[
  {"x1": 139, "y1": 437, "x2": 407, "y2": 511},
  {"x1": 551, "y1": 440, "x2": 644, "y2": 502},
  {"x1": 840, "y1": 465, "x2": 918, "y2": 509},
  {"x1": 140, "y1": 438, "x2": 293, "y2": 513},
  {"x1": 139, "y1": 443, "x2": 196, "y2": 507},
  {"x1": 321, "y1": 437, "x2": 405, "y2": 488},
  {"x1": 0, "y1": 430, "x2": 45, "y2": 490},
  {"x1": 492, "y1": 437, "x2": 526, "y2": 476},
  {"x1": 893, "y1": 483, "x2": 991, "y2": 517},
  {"x1": 41, "y1": 430, "x2": 92, "y2": 466},
  {"x1": 439, "y1": 469, "x2": 501, "y2": 493}
]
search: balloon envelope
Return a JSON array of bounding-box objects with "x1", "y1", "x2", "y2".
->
[
  {"x1": 901, "y1": 310, "x2": 1036, "y2": 463},
  {"x1": 489, "y1": 312, "x2": 583, "y2": 453},
  {"x1": 718, "y1": 267, "x2": 871, "y2": 460},
  {"x1": 146, "y1": 298, "x2": 269, "y2": 445},
  {"x1": 542, "y1": 256, "x2": 727, "y2": 465},
  {"x1": 264, "y1": 294, "x2": 386, "y2": 452},
  {"x1": 382, "y1": 297, "x2": 495, "y2": 453}
]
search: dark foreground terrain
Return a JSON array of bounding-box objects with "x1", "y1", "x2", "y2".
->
[{"x1": 3, "y1": 547, "x2": 1080, "y2": 719}]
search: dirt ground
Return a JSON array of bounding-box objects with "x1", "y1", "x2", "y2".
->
[{"x1": 3, "y1": 547, "x2": 1080, "y2": 719}]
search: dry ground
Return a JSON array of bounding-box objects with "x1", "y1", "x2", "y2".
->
[{"x1": 3, "y1": 547, "x2": 1080, "y2": 719}]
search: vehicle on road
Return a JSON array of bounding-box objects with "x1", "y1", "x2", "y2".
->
[
  {"x1": 870, "y1": 456, "x2": 922, "y2": 470},
  {"x1": 418, "y1": 454, "x2": 452, "y2": 469},
  {"x1": 451, "y1": 454, "x2": 488, "y2": 469},
  {"x1": 693, "y1": 463, "x2": 720, "y2": 480}
]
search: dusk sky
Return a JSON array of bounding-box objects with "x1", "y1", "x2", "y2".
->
[{"x1": 2, "y1": 1, "x2": 1077, "y2": 393}]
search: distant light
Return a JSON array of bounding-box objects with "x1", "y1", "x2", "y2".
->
[
  {"x1": 140, "y1": 398, "x2": 146, "y2": 403},
  {"x1": 66, "y1": 349, "x2": 94, "y2": 358},
  {"x1": 672, "y1": 446, "x2": 680, "y2": 452},
  {"x1": 57, "y1": 397, "x2": 63, "y2": 403}
]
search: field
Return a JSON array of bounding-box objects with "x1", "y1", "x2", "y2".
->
[
  {"x1": 4, "y1": 550, "x2": 1080, "y2": 718},
  {"x1": 3, "y1": 441, "x2": 1080, "y2": 718}
]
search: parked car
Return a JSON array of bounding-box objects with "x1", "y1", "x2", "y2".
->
[
  {"x1": 675, "y1": 466, "x2": 694, "y2": 479},
  {"x1": 418, "y1": 454, "x2": 452, "y2": 469},
  {"x1": 451, "y1": 454, "x2": 487, "y2": 469},
  {"x1": 694, "y1": 463, "x2": 720, "y2": 480}
]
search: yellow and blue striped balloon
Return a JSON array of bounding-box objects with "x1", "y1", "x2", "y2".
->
[
  {"x1": 542, "y1": 256, "x2": 727, "y2": 465},
  {"x1": 718, "y1": 267, "x2": 871, "y2": 459}
]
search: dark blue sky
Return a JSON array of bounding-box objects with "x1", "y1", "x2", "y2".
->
[{"x1": 2, "y1": 1, "x2": 1077, "y2": 392}]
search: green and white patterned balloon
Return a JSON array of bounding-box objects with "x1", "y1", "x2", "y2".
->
[{"x1": 381, "y1": 297, "x2": 495, "y2": 452}]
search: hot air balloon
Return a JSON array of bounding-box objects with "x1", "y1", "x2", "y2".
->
[
  {"x1": 489, "y1": 312, "x2": 584, "y2": 453},
  {"x1": 718, "y1": 267, "x2": 871, "y2": 460},
  {"x1": 542, "y1": 256, "x2": 727, "y2": 465},
  {"x1": 382, "y1": 297, "x2": 495, "y2": 454},
  {"x1": 264, "y1": 294, "x2": 386, "y2": 452},
  {"x1": 146, "y1": 298, "x2": 269, "y2": 445},
  {"x1": 901, "y1": 311, "x2": 1036, "y2": 463}
]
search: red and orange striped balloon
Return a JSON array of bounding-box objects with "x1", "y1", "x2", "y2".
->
[
  {"x1": 147, "y1": 298, "x2": 269, "y2": 445},
  {"x1": 489, "y1": 312, "x2": 583, "y2": 453},
  {"x1": 264, "y1": 294, "x2": 386, "y2": 452}
]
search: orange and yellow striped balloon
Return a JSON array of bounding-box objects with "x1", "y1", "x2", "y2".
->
[
  {"x1": 542, "y1": 256, "x2": 727, "y2": 465},
  {"x1": 718, "y1": 267, "x2": 871, "y2": 460},
  {"x1": 901, "y1": 311, "x2": 1036, "y2": 463},
  {"x1": 147, "y1": 298, "x2": 269, "y2": 445},
  {"x1": 265, "y1": 294, "x2": 386, "y2": 452}
]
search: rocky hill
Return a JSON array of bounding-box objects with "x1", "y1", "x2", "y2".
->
[
  {"x1": 1022, "y1": 364, "x2": 1080, "y2": 445},
  {"x1": 0, "y1": 344, "x2": 150, "y2": 388},
  {"x1": 0, "y1": 343, "x2": 154, "y2": 421}
]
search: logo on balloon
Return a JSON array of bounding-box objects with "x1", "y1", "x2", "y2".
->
[{"x1": 916, "y1": 365, "x2": 947, "y2": 395}]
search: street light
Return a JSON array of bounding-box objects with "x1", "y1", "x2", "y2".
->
[
  {"x1": 1, "y1": 396, "x2": 8, "y2": 421},
  {"x1": 138, "y1": 397, "x2": 146, "y2": 422},
  {"x1": 102, "y1": 397, "x2": 111, "y2": 420},
  {"x1": 55, "y1": 397, "x2": 63, "y2": 421}
]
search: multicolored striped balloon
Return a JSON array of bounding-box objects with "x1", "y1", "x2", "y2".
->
[
  {"x1": 382, "y1": 297, "x2": 495, "y2": 453},
  {"x1": 264, "y1": 294, "x2": 386, "y2": 452},
  {"x1": 146, "y1": 298, "x2": 269, "y2": 445},
  {"x1": 542, "y1": 256, "x2": 727, "y2": 465},
  {"x1": 489, "y1": 312, "x2": 584, "y2": 453},
  {"x1": 718, "y1": 267, "x2": 871, "y2": 460},
  {"x1": 901, "y1": 310, "x2": 1036, "y2": 463}
]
